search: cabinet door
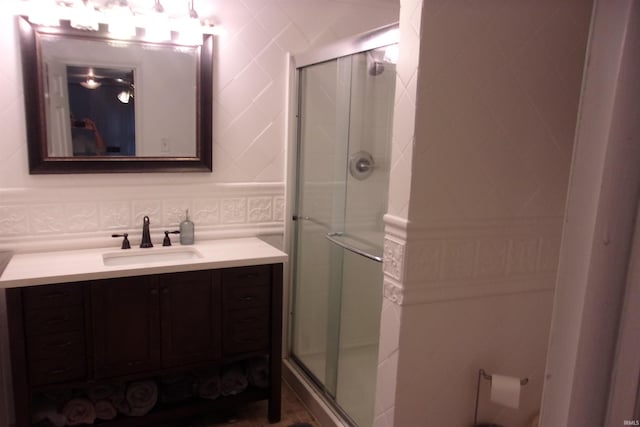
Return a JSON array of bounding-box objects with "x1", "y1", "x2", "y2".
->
[
  {"x1": 91, "y1": 276, "x2": 161, "y2": 378},
  {"x1": 159, "y1": 270, "x2": 222, "y2": 368}
]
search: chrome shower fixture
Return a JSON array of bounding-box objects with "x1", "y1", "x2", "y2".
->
[{"x1": 349, "y1": 151, "x2": 376, "y2": 180}]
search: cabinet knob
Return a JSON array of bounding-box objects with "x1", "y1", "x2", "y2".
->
[
  {"x1": 150, "y1": 289, "x2": 159, "y2": 295},
  {"x1": 161, "y1": 288, "x2": 169, "y2": 295}
]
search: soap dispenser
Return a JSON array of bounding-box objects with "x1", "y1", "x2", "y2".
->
[{"x1": 179, "y1": 209, "x2": 194, "y2": 245}]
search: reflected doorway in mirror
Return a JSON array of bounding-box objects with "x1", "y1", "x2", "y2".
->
[{"x1": 65, "y1": 65, "x2": 136, "y2": 156}]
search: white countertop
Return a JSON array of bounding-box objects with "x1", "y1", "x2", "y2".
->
[{"x1": 0, "y1": 237, "x2": 288, "y2": 288}]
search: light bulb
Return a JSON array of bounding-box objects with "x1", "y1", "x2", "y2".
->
[
  {"x1": 80, "y1": 78, "x2": 102, "y2": 89},
  {"x1": 117, "y1": 90, "x2": 131, "y2": 103},
  {"x1": 69, "y1": 1, "x2": 100, "y2": 31},
  {"x1": 145, "y1": 12, "x2": 170, "y2": 41},
  {"x1": 107, "y1": 3, "x2": 136, "y2": 38},
  {"x1": 27, "y1": 0, "x2": 60, "y2": 27}
]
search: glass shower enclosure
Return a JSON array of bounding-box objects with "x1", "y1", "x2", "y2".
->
[{"x1": 290, "y1": 26, "x2": 397, "y2": 426}]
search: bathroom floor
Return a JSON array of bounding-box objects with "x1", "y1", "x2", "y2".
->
[{"x1": 172, "y1": 380, "x2": 319, "y2": 427}]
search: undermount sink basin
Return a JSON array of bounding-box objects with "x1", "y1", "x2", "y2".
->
[{"x1": 102, "y1": 247, "x2": 203, "y2": 266}]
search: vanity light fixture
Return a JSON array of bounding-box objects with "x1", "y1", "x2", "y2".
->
[
  {"x1": 12, "y1": 0, "x2": 224, "y2": 44},
  {"x1": 106, "y1": 0, "x2": 136, "y2": 38},
  {"x1": 21, "y1": 0, "x2": 60, "y2": 27},
  {"x1": 144, "y1": 0, "x2": 171, "y2": 41},
  {"x1": 68, "y1": 0, "x2": 100, "y2": 31},
  {"x1": 175, "y1": 0, "x2": 202, "y2": 45}
]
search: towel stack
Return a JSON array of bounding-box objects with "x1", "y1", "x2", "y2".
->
[
  {"x1": 29, "y1": 358, "x2": 266, "y2": 425},
  {"x1": 247, "y1": 356, "x2": 270, "y2": 388}
]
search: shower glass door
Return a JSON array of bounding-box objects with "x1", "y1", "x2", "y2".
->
[{"x1": 291, "y1": 45, "x2": 396, "y2": 426}]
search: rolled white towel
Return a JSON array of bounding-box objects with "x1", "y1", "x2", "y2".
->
[
  {"x1": 113, "y1": 398, "x2": 130, "y2": 416},
  {"x1": 197, "y1": 371, "x2": 221, "y2": 400},
  {"x1": 95, "y1": 399, "x2": 118, "y2": 421},
  {"x1": 31, "y1": 395, "x2": 66, "y2": 427},
  {"x1": 125, "y1": 380, "x2": 158, "y2": 416},
  {"x1": 63, "y1": 398, "x2": 96, "y2": 426},
  {"x1": 247, "y1": 357, "x2": 269, "y2": 388},
  {"x1": 220, "y1": 364, "x2": 248, "y2": 396}
]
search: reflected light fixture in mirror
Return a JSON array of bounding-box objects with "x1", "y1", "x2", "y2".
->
[
  {"x1": 117, "y1": 89, "x2": 133, "y2": 104},
  {"x1": 79, "y1": 68, "x2": 102, "y2": 89}
]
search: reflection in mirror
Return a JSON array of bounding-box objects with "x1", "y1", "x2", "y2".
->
[
  {"x1": 18, "y1": 16, "x2": 213, "y2": 173},
  {"x1": 40, "y1": 34, "x2": 198, "y2": 158},
  {"x1": 65, "y1": 65, "x2": 136, "y2": 156}
]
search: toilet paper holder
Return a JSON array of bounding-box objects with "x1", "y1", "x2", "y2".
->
[{"x1": 473, "y1": 369, "x2": 528, "y2": 426}]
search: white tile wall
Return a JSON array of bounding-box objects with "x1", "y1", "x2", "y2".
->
[{"x1": 374, "y1": 0, "x2": 422, "y2": 424}]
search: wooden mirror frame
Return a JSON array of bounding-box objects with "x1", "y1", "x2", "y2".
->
[{"x1": 18, "y1": 16, "x2": 213, "y2": 174}]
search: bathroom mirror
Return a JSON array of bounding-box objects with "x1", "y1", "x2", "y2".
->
[{"x1": 17, "y1": 16, "x2": 213, "y2": 173}]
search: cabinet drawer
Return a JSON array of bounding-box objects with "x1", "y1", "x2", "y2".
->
[
  {"x1": 223, "y1": 283, "x2": 270, "y2": 309},
  {"x1": 224, "y1": 308, "x2": 269, "y2": 354},
  {"x1": 28, "y1": 357, "x2": 86, "y2": 386},
  {"x1": 25, "y1": 307, "x2": 84, "y2": 336},
  {"x1": 23, "y1": 283, "x2": 83, "y2": 310},
  {"x1": 27, "y1": 331, "x2": 85, "y2": 361},
  {"x1": 222, "y1": 265, "x2": 271, "y2": 287}
]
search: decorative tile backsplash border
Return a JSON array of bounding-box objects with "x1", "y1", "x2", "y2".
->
[
  {"x1": 0, "y1": 183, "x2": 285, "y2": 252},
  {"x1": 382, "y1": 214, "x2": 563, "y2": 305}
]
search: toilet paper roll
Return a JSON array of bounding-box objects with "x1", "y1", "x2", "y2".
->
[{"x1": 490, "y1": 374, "x2": 521, "y2": 409}]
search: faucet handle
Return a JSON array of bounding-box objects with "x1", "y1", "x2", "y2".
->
[
  {"x1": 112, "y1": 233, "x2": 131, "y2": 249},
  {"x1": 162, "y1": 230, "x2": 180, "y2": 246}
]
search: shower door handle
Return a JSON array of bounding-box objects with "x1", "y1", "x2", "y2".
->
[{"x1": 325, "y1": 232, "x2": 383, "y2": 263}]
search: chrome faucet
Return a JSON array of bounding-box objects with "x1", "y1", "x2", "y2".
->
[{"x1": 140, "y1": 215, "x2": 153, "y2": 248}]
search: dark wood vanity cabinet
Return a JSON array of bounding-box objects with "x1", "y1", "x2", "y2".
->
[
  {"x1": 91, "y1": 275, "x2": 162, "y2": 378},
  {"x1": 91, "y1": 270, "x2": 223, "y2": 378},
  {"x1": 159, "y1": 270, "x2": 223, "y2": 368},
  {"x1": 222, "y1": 265, "x2": 272, "y2": 355},
  {"x1": 6, "y1": 263, "x2": 283, "y2": 427},
  {"x1": 22, "y1": 282, "x2": 88, "y2": 386}
]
